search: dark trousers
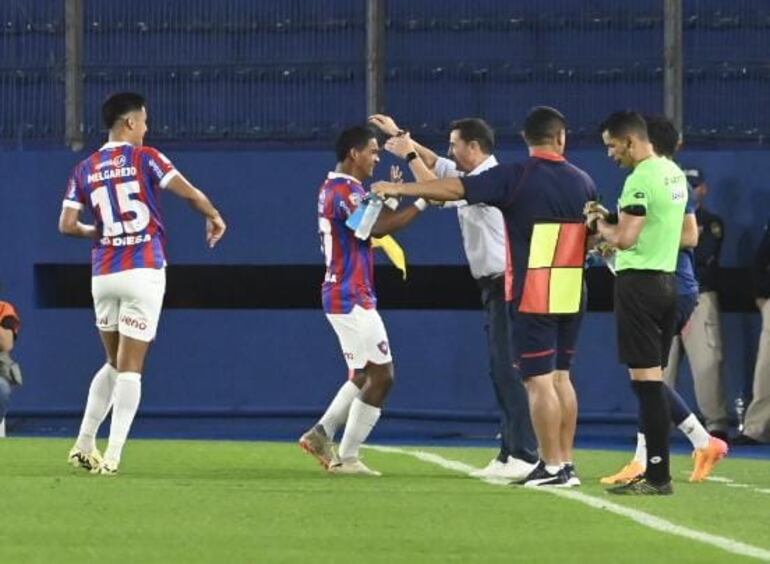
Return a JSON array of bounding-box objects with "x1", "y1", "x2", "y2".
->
[{"x1": 478, "y1": 275, "x2": 538, "y2": 463}]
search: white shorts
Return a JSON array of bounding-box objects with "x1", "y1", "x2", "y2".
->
[
  {"x1": 326, "y1": 305, "x2": 393, "y2": 370},
  {"x1": 92, "y1": 268, "x2": 166, "y2": 342}
]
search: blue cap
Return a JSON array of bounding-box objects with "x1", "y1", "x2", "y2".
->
[{"x1": 683, "y1": 167, "x2": 705, "y2": 188}]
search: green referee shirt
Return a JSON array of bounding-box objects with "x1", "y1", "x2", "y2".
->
[{"x1": 616, "y1": 156, "x2": 687, "y2": 273}]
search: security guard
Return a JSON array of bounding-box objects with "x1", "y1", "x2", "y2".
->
[
  {"x1": 735, "y1": 219, "x2": 770, "y2": 444},
  {"x1": 666, "y1": 168, "x2": 730, "y2": 438}
]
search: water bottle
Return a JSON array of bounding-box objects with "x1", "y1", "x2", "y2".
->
[
  {"x1": 735, "y1": 397, "x2": 745, "y2": 433},
  {"x1": 353, "y1": 194, "x2": 383, "y2": 240}
]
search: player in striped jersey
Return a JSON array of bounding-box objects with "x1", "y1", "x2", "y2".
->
[
  {"x1": 59, "y1": 92, "x2": 226, "y2": 475},
  {"x1": 299, "y1": 125, "x2": 427, "y2": 476}
]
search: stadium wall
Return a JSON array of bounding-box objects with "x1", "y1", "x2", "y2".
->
[{"x1": 2, "y1": 147, "x2": 768, "y2": 421}]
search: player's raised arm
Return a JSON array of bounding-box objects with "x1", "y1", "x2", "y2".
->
[
  {"x1": 165, "y1": 173, "x2": 227, "y2": 248},
  {"x1": 384, "y1": 133, "x2": 438, "y2": 183}
]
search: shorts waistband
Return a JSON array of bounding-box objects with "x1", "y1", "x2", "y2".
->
[{"x1": 616, "y1": 269, "x2": 674, "y2": 277}]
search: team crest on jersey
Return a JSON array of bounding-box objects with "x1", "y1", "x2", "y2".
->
[
  {"x1": 377, "y1": 340, "x2": 389, "y2": 355},
  {"x1": 349, "y1": 192, "x2": 362, "y2": 207},
  {"x1": 338, "y1": 200, "x2": 351, "y2": 216}
]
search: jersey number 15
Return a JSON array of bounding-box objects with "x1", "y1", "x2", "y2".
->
[{"x1": 90, "y1": 180, "x2": 150, "y2": 237}]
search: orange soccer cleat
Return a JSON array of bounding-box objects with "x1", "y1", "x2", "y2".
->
[
  {"x1": 690, "y1": 436, "x2": 729, "y2": 482},
  {"x1": 599, "y1": 460, "x2": 645, "y2": 485}
]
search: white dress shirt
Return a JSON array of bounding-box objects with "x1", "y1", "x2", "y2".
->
[{"x1": 433, "y1": 155, "x2": 506, "y2": 280}]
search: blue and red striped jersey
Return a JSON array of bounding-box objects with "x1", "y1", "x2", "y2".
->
[
  {"x1": 318, "y1": 172, "x2": 376, "y2": 314},
  {"x1": 63, "y1": 142, "x2": 178, "y2": 276}
]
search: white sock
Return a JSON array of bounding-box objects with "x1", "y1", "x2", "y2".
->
[
  {"x1": 678, "y1": 413, "x2": 711, "y2": 450},
  {"x1": 75, "y1": 363, "x2": 117, "y2": 453},
  {"x1": 318, "y1": 380, "x2": 361, "y2": 439},
  {"x1": 338, "y1": 398, "x2": 381, "y2": 461},
  {"x1": 545, "y1": 464, "x2": 561, "y2": 475},
  {"x1": 633, "y1": 432, "x2": 647, "y2": 466},
  {"x1": 104, "y1": 372, "x2": 142, "y2": 464}
]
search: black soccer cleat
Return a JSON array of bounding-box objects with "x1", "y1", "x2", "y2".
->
[
  {"x1": 563, "y1": 462, "x2": 581, "y2": 486},
  {"x1": 606, "y1": 475, "x2": 673, "y2": 496}
]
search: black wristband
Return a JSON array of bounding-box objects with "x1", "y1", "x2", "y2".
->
[{"x1": 406, "y1": 151, "x2": 418, "y2": 163}]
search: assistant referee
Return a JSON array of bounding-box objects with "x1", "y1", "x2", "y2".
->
[{"x1": 591, "y1": 111, "x2": 687, "y2": 495}]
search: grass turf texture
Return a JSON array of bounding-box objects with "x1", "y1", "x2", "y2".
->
[{"x1": 0, "y1": 438, "x2": 768, "y2": 563}]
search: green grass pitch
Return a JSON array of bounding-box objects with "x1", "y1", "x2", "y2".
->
[{"x1": 1, "y1": 438, "x2": 768, "y2": 563}]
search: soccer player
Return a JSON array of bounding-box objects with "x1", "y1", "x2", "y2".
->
[
  {"x1": 368, "y1": 114, "x2": 538, "y2": 481},
  {"x1": 299, "y1": 125, "x2": 427, "y2": 476},
  {"x1": 373, "y1": 107, "x2": 598, "y2": 487},
  {"x1": 590, "y1": 111, "x2": 687, "y2": 495},
  {"x1": 59, "y1": 92, "x2": 226, "y2": 475},
  {"x1": 599, "y1": 115, "x2": 728, "y2": 485}
]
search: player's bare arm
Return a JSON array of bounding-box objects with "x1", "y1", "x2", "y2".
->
[
  {"x1": 372, "y1": 177, "x2": 465, "y2": 202},
  {"x1": 58, "y1": 207, "x2": 97, "y2": 239},
  {"x1": 680, "y1": 213, "x2": 699, "y2": 249},
  {"x1": 368, "y1": 114, "x2": 439, "y2": 169},
  {"x1": 369, "y1": 204, "x2": 423, "y2": 238},
  {"x1": 165, "y1": 174, "x2": 227, "y2": 248}
]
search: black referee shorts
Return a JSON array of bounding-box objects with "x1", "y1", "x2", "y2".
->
[{"x1": 614, "y1": 270, "x2": 677, "y2": 369}]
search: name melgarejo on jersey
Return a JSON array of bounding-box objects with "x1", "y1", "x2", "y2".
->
[{"x1": 87, "y1": 166, "x2": 138, "y2": 184}]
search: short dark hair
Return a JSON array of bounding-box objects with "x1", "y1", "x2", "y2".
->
[
  {"x1": 335, "y1": 125, "x2": 377, "y2": 162},
  {"x1": 448, "y1": 118, "x2": 495, "y2": 154},
  {"x1": 102, "y1": 92, "x2": 145, "y2": 129},
  {"x1": 600, "y1": 110, "x2": 648, "y2": 141},
  {"x1": 644, "y1": 114, "x2": 680, "y2": 158},
  {"x1": 522, "y1": 106, "x2": 567, "y2": 145}
]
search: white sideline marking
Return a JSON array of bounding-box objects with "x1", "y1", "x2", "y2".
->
[
  {"x1": 367, "y1": 445, "x2": 770, "y2": 562},
  {"x1": 704, "y1": 476, "x2": 734, "y2": 483}
]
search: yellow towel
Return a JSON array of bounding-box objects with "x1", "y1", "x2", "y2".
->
[{"x1": 372, "y1": 235, "x2": 407, "y2": 279}]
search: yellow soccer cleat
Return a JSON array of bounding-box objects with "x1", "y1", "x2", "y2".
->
[
  {"x1": 690, "y1": 436, "x2": 729, "y2": 482},
  {"x1": 599, "y1": 460, "x2": 645, "y2": 485}
]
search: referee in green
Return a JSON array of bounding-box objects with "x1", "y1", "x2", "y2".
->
[{"x1": 589, "y1": 111, "x2": 687, "y2": 495}]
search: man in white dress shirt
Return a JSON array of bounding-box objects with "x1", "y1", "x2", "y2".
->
[{"x1": 369, "y1": 115, "x2": 538, "y2": 479}]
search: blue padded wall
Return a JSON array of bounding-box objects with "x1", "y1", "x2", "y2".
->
[{"x1": 1, "y1": 146, "x2": 768, "y2": 420}]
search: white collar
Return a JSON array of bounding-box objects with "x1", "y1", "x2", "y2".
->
[
  {"x1": 468, "y1": 155, "x2": 498, "y2": 176},
  {"x1": 100, "y1": 141, "x2": 133, "y2": 150},
  {"x1": 327, "y1": 171, "x2": 361, "y2": 184}
]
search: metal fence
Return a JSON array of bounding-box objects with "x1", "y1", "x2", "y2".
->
[{"x1": 0, "y1": 0, "x2": 767, "y2": 146}]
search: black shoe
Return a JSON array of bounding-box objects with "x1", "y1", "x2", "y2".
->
[
  {"x1": 513, "y1": 460, "x2": 568, "y2": 487},
  {"x1": 731, "y1": 434, "x2": 766, "y2": 446},
  {"x1": 607, "y1": 475, "x2": 673, "y2": 496},
  {"x1": 563, "y1": 463, "x2": 581, "y2": 486}
]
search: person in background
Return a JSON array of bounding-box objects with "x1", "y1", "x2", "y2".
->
[
  {"x1": 735, "y1": 219, "x2": 770, "y2": 445},
  {"x1": 668, "y1": 168, "x2": 730, "y2": 439},
  {"x1": 0, "y1": 298, "x2": 22, "y2": 436}
]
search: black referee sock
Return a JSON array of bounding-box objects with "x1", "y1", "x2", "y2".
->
[{"x1": 635, "y1": 380, "x2": 671, "y2": 485}]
